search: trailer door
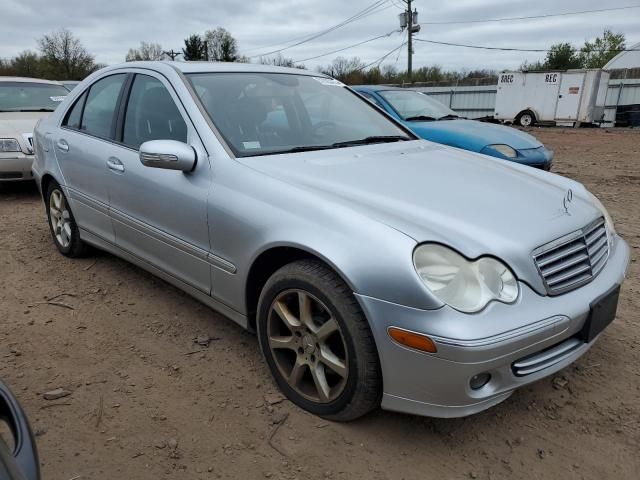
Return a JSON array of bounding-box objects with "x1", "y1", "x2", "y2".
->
[{"x1": 555, "y1": 72, "x2": 585, "y2": 121}]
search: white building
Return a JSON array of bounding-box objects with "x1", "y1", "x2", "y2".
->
[{"x1": 603, "y1": 42, "x2": 640, "y2": 70}]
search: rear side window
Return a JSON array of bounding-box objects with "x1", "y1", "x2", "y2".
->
[
  {"x1": 63, "y1": 91, "x2": 87, "y2": 130},
  {"x1": 80, "y1": 74, "x2": 127, "y2": 139},
  {"x1": 122, "y1": 75, "x2": 187, "y2": 149}
]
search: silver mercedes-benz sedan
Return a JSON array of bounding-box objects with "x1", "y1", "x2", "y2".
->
[{"x1": 32, "y1": 62, "x2": 630, "y2": 421}]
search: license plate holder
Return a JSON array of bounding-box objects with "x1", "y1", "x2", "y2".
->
[{"x1": 581, "y1": 285, "x2": 620, "y2": 343}]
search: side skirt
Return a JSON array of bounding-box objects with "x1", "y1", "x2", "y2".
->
[{"x1": 79, "y1": 228, "x2": 249, "y2": 330}]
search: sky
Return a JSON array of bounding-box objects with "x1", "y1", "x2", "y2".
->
[{"x1": 1, "y1": 0, "x2": 639, "y2": 73}]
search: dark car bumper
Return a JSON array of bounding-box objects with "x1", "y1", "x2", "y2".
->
[
  {"x1": 0, "y1": 382, "x2": 40, "y2": 480},
  {"x1": 518, "y1": 146, "x2": 554, "y2": 170}
]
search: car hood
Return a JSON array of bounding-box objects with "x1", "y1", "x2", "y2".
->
[
  {"x1": 0, "y1": 112, "x2": 49, "y2": 136},
  {"x1": 407, "y1": 119, "x2": 542, "y2": 152},
  {"x1": 240, "y1": 141, "x2": 602, "y2": 291}
]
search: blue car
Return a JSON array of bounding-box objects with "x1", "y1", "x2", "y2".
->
[{"x1": 353, "y1": 86, "x2": 553, "y2": 170}]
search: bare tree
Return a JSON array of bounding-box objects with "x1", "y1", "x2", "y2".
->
[
  {"x1": 319, "y1": 57, "x2": 366, "y2": 83},
  {"x1": 204, "y1": 28, "x2": 239, "y2": 62},
  {"x1": 125, "y1": 41, "x2": 166, "y2": 62},
  {"x1": 38, "y1": 29, "x2": 96, "y2": 79},
  {"x1": 259, "y1": 54, "x2": 306, "y2": 69}
]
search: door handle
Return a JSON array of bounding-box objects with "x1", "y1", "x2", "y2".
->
[
  {"x1": 56, "y1": 139, "x2": 69, "y2": 152},
  {"x1": 106, "y1": 157, "x2": 125, "y2": 173}
]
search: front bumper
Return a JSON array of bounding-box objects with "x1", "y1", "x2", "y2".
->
[
  {"x1": 0, "y1": 153, "x2": 34, "y2": 182},
  {"x1": 356, "y1": 235, "x2": 630, "y2": 418},
  {"x1": 484, "y1": 146, "x2": 554, "y2": 171}
]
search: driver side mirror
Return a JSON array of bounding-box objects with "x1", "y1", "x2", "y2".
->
[{"x1": 139, "y1": 140, "x2": 197, "y2": 172}]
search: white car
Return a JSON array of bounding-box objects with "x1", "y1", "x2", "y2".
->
[{"x1": 0, "y1": 77, "x2": 68, "y2": 182}]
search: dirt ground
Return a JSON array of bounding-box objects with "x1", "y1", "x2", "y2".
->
[{"x1": 1, "y1": 128, "x2": 639, "y2": 480}]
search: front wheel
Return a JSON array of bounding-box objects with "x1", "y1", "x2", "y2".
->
[
  {"x1": 45, "y1": 181, "x2": 88, "y2": 257},
  {"x1": 257, "y1": 260, "x2": 381, "y2": 421}
]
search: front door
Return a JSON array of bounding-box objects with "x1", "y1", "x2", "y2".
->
[
  {"x1": 555, "y1": 73, "x2": 585, "y2": 121},
  {"x1": 107, "y1": 72, "x2": 212, "y2": 294}
]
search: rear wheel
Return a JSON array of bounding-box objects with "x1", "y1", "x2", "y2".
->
[
  {"x1": 257, "y1": 259, "x2": 381, "y2": 421},
  {"x1": 516, "y1": 111, "x2": 536, "y2": 127},
  {"x1": 45, "y1": 181, "x2": 88, "y2": 257}
]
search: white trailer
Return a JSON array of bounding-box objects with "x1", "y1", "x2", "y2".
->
[{"x1": 494, "y1": 69, "x2": 610, "y2": 127}]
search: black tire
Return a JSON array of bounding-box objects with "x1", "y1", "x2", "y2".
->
[
  {"x1": 257, "y1": 259, "x2": 382, "y2": 421},
  {"x1": 516, "y1": 110, "x2": 536, "y2": 127},
  {"x1": 45, "y1": 180, "x2": 89, "y2": 257}
]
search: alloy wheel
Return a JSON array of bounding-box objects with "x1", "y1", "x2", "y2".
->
[
  {"x1": 49, "y1": 189, "x2": 72, "y2": 249},
  {"x1": 267, "y1": 289, "x2": 348, "y2": 403}
]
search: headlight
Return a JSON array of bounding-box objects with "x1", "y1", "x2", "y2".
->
[
  {"x1": 488, "y1": 144, "x2": 517, "y2": 158},
  {"x1": 585, "y1": 191, "x2": 616, "y2": 235},
  {"x1": 0, "y1": 138, "x2": 21, "y2": 153},
  {"x1": 413, "y1": 244, "x2": 519, "y2": 313}
]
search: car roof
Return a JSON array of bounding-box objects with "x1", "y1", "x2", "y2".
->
[
  {"x1": 0, "y1": 76, "x2": 65, "y2": 85},
  {"x1": 102, "y1": 61, "x2": 329, "y2": 78}
]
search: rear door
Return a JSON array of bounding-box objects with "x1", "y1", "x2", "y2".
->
[
  {"x1": 54, "y1": 73, "x2": 128, "y2": 243},
  {"x1": 555, "y1": 72, "x2": 585, "y2": 121},
  {"x1": 107, "y1": 72, "x2": 212, "y2": 293}
]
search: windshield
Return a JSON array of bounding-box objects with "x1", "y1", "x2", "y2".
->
[
  {"x1": 187, "y1": 73, "x2": 411, "y2": 157},
  {"x1": 0, "y1": 82, "x2": 68, "y2": 112},
  {"x1": 379, "y1": 90, "x2": 458, "y2": 121}
]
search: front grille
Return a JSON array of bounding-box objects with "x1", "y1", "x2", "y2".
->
[
  {"x1": 512, "y1": 337, "x2": 582, "y2": 376},
  {"x1": 533, "y1": 217, "x2": 609, "y2": 295}
]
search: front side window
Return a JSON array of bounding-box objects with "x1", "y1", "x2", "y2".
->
[
  {"x1": 80, "y1": 74, "x2": 127, "y2": 139},
  {"x1": 187, "y1": 73, "x2": 411, "y2": 157},
  {"x1": 378, "y1": 90, "x2": 459, "y2": 121},
  {"x1": 123, "y1": 75, "x2": 187, "y2": 149},
  {"x1": 0, "y1": 82, "x2": 68, "y2": 112}
]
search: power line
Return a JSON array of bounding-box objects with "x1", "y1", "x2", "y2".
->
[
  {"x1": 393, "y1": 30, "x2": 407, "y2": 67},
  {"x1": 419, "y1": 5, "x2": 640, "y2": 25},
  {"x1": 414, "y1": 38, "x2": 546, "y2": 52},
  {"x1": 248, "y1": 0, "x2": 393, "y2": 58},
  {"x1": 359, "y1": 41, "x2": 408, "y2": 71},
  {"x1": 413, "y1": 37, "x2": 640, "y2": 53},
  {"x1": 293, "y1": 30, "x2": 399, "y2": 63},
  {"x1": 245, "y1": 1, "x2": 393, "y2": 54}
]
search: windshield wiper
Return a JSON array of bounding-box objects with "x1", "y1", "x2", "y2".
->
[
  {"x1": 438, "y1": 114, "x2": 461, "y2": 120},
  {"x1": 242, "y1": 144, "x2": 336, "y2": 156},
  {"x1": 242, "y1": 136, "x2": 411, "y2": 156},
  {"x1": 15, "y1": 108, "x2": 56, "y2": 112},
  {"x1": 404, "y1": 115, "x2": 436, "y2": 122},
  {"x1": 331, "y1": 135, "x2": 411, "y2": 147}
]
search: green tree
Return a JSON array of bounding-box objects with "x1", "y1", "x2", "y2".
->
[
  {"x1": 579, "y1": 29, "x2": 626, "y2": 68},
  {"x1": 38, "y1": 29, "x2": 97, "y2": 79},
  {"x1": 204, "y1": 27, "x2": 239, "y2": 62},
  {"x1": 544, "y1": 42, "x2": 581, "y2": 69},
  {"x1": 182, "y1": 34, "x2": 207, "y2": 61},
  {"x1": 10, "y1": 51, "x2": 44, "y2": 77},
  {"x1": 125, "y1": 41, "x2": 165, "y2": 61}
]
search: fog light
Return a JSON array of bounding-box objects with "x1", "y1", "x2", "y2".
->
[{"x1": 470, "y1": 372, "x2": 491, "y2": 390}]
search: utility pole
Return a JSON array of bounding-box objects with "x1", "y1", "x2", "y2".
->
[
  {"x1": 163, "y1": 49, "x2": 181, "y2": 61},
  {"x1": 407, "y1": 0, "x2": 413, "y2": 81},
  {"x1": 399, "y1": 0, "x2": 420, "y2": 83}
]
